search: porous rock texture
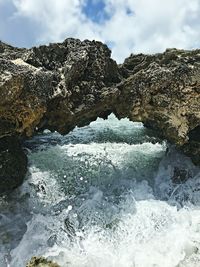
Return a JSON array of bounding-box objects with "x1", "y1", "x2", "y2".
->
[
  {"x1": 0, "y1": 39, "x2": 200, "y2": 192},
  {"x1": 0, "y1": 38, "x2": 120, "y2": 192},
  {"x1": 117, "y1": 48, "x2": 200, "y2": 164},
  {"x1": 26, "y1": 256, "x2": 60, "y2": 267},
  {"x1": 0, "y1": 39, "x2": 120, "y2": 137}
]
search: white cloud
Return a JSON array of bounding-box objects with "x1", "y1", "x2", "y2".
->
[
  {"x1": 12, "y1": 0, "x2": 102, "y2": 42},
  {"x1": 1, "y1": 0, "x2": 200, "y2": 62},
  {"x1": 102, "y1": 0, "x2": 200, "y2": 61}
]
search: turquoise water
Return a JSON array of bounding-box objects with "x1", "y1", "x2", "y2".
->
[{"x1": 0, "y1": 114, "x2": 200, "y2": 267}]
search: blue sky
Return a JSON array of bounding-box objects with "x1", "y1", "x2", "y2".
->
[
  {"x1": 0, "y1": 0, "x2": 200, "y2": 62},
  {"x1": 82, "y1": 0, "x2": 109, "y2": 23}
]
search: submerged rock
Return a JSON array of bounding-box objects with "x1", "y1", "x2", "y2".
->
[
  {"x1": 171, "y1": 166, "x2": 192, "y2": 184},
  {"x1": 26, "y1": 257, "x2": 60, "y2": 267}
]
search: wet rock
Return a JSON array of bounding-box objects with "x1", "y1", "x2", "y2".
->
[
  {"x1": 0, "y1": 136, "x2": 27, "y2": 193},
  {"x1": 171, "y1": 166, "x2": 192, "y2": 184},
  {"x1": 26, "y1": 256, "x2": 60, "y2": 267}
]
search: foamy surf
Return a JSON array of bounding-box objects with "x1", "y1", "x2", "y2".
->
[{"x1": 0, "y1": 114, "x2": 200, "y2": 267}]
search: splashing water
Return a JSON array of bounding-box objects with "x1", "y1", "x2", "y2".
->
[{"x1": 0, "y1": 114, "x2": 200, "y2": 267}]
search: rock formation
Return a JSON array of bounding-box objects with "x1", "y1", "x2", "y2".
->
[
  {"x1": 0, "y1": 38, "x2": 200, "y2": 192},
  {"x1": 0, "y1": 38, "x2": 120, "y2": 192},
  {"x1": 0, "y1": 136, "x2": 27, "y2": 193},
  {"x1": 26, "y1": 256, "x2": 60, "y2": 267},
  {"x1": 116, "y1": 48, "x2": 200, "y2": 164},
  {"x1": 0, "y1": 39, "x2": 120, "y2": 137}
]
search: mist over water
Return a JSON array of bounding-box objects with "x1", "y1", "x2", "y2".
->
[{"x1": 0, "y1": 114, "x2": 200, "y2": 267}]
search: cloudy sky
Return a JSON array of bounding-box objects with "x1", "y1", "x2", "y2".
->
[{"x1": 0, "y1": 0, "x2": 200, "y2": 62}]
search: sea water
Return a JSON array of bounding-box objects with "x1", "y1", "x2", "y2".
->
[{"x1": 0, "y1": 114, "x2": 200, "y2": 267}]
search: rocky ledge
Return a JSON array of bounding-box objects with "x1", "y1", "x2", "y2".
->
[
  {"x1": 117, "y1": 48, "x2": 200, "y2": 164},
  {"x1": 0, "y1": 38, "x2": 200, "y2": 192}
]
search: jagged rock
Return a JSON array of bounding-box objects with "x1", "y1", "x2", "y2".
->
[
  {"x1": 0, "y1": 39, "x2": 200, "y2": 193},
  {"x1": 0, "y1": 38, "x2": 120, "y2": 192},
  {"x1": 26, "y1": 256, "x2": 60, "y2": 267},
  {"x1": 0, "y1": 38, "x2": 120, "y2": 137},
  {"x1": 116, "y1": 48, "x2": 200, "y2": 163},
  {"x1": 0, "y1": 136, "x2": 27, "y2": 193}
]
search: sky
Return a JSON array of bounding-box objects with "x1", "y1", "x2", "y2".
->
[{"x1": 0, "y1": 0, "x2": 200, "y2": 62}]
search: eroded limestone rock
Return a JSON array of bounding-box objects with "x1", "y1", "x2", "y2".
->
[
  {"x1": 117, "y1": 48, "x2": 200, "y2": 163},
  {"x1": 0, "y1": 38, "x2": 120, "y2": 192},
  {"x1": 0, "y1": 39, "x2": 200, "y2": 193},
  {"x1": 0, "y1": 39, "x2": 120, "y2": 137},
  {"x1": 26, "y1": 257, "x2": 60, "y2": 267}
]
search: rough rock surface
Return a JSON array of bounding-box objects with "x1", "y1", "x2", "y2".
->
[
  {"x1": 0, "y1": 38, "x2": 120, "y2": 192},
  {"x1": 0, "y1": 39, "x2": 120, "y2": 137},
  {"x1": 116, "y1": 48, "x2": 200, "y2": 163},
  {"x1": 0, "y1": 39, "x2": 200, "y2": 192},
  {"x1": 26, "y1": 257, "x2": 60, "y2": 267}
]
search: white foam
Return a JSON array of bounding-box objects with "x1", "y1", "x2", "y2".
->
[
  {"x1": 1, "y1": 115, "x2": 200, "y2": 267},
  {"x1": 23, "y1": 198, "x2": 200, "y2": 267}
]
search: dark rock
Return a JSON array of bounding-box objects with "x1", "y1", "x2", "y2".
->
[
  {"x1": 171, "y1": 166, "x2": 192, "y2": 184},
  {"x1": 0, "y1": 136, "x2": 27, "y2": 193}
]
